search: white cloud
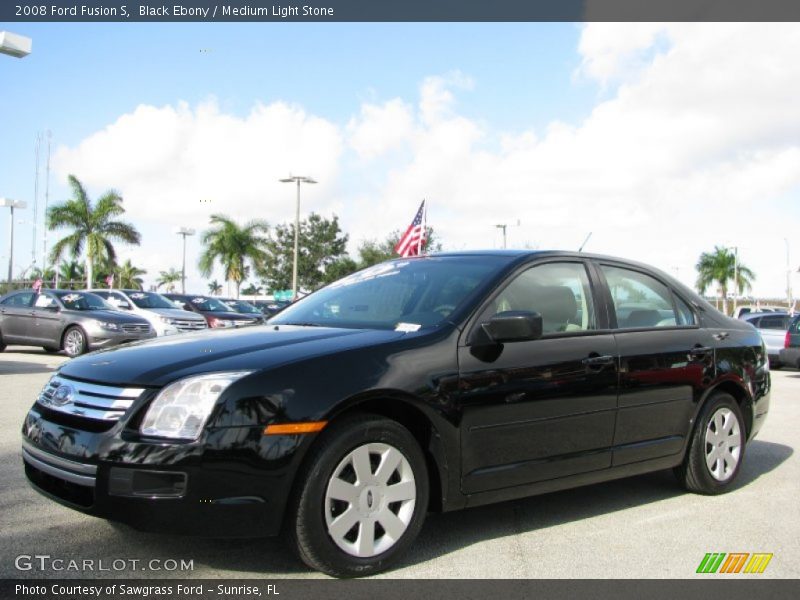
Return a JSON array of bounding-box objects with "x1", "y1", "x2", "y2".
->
[{"x1": 51, "y1": 24, "x2": 800, "y2": 297}]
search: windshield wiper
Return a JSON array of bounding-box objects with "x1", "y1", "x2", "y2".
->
[{"x1": 278, "y1": 321, "x2": 322, "y2": 327}]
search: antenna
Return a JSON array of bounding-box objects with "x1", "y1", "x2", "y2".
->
[{"x1": 578, "y1": 232, "x2": 592, "y2": 252}]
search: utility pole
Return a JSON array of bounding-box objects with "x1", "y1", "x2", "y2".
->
[
  {"x1": 786, "y1": 238, "x2": 793, "y2": 313},
  {"x1": 175, "y1": 227, "x2": 196, "y2": 294},
  {"x1": 495, "y1": 224, "x2": 507, "y2": 249},
  {"x1": 43, "y1": 131, "x2": 51, "y2": 282}
]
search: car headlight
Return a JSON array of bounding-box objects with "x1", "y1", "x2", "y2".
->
[
  {"x1": 140, "y1": 371, "x2": 253, "y2": 440},
  {"x1": 98, "y1": 321, "x2": 120, "y2": 331},
  {"x1": 159, "y1": 316, "x2": 177, "y2": 325}
]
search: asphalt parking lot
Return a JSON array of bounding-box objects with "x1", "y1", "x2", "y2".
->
[{"x1": 1, "y1": 347, "x2": 798, "y2": 579}]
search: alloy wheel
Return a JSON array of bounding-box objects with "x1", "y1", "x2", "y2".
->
[
  {"x1": 64, "y1": 329, "x2": 84, "y2": 357},
  {"x1": 324, "y1": 442, "x2": 417, "y2": 558},
  {"x1": 704, "y1": 407, "x2": 742, "y2": 482}
]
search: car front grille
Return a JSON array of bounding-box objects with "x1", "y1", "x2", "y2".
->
[
  {"x1": 121, "y1": 323, "x2": 152, "y2": 334},
  {"x1": 38, "y1": 376, "x2": 145, "y2": 422},
  {"x1": 172, "y1": 319, "x2": 207, "y2": 331}
]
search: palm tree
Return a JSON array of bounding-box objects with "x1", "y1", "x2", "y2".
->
[
  {"x1": 696, "y1": 246, "x2": 755, "y2": 315},
  {"x1": 57, "y1": 260, "x2": 85, "y2": 289},
  {"x1": 207, "y1": 280, "x2": 223, "y2": 296},
  {"x1": 199, "y1": 214, "x2": 269, "y2": 298},
  {"x1": 118, "y1": 259, "x2": 146, "y2": 290},
  {"x1": 47, "y1": 175, "x2": 141, "y2": 288},
  {"x1": 157, "y1": 268, "x2": 182, "y2": 292}
]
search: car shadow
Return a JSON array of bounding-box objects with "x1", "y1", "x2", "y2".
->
[
  {"x1": 0, "y1": 360, "x2": 60, "y2": 375},
  {"x1": 9, "y1": 441, "x2": 786, "y2": 578}
]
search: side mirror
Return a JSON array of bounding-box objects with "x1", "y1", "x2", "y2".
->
[{"x1": 478, "y1": 311, "x2": 543, "y2": 344}]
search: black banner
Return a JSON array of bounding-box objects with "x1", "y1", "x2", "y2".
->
[
  {"x1": 2, "y1": 0, "x2": 800, "y2": 23},
  {"x1": 3, "y1": 579, "x2": 800, "y2": 600}
]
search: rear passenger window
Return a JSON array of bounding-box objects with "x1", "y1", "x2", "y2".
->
[
  {"x1": 601, "y1": 265, "x2": 684, "y2": 329},
  {"x1": 1, "y1": 292, "x2": 34, "y2": 307},
  {"x1": 758, "y1": 316, "x2": 791, "y2": 330},
  {"x1": 674, "y1": 295, "x2": 697, "y2": 326}
]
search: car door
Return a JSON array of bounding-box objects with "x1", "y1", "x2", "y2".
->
[
  {"x1": 31, "y1": 292, "x2": 66, "y2": 346},
  {"x1": 457, "y1": 259, "x2": 619, "y2": 494},
  {"x1": 595, "y1": 262, "x2": 715, "y2": 466},
  {"x1": 0, "y1": 291, "x2": 36, "y2": 342}
]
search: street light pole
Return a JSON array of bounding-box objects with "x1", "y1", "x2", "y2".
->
[
  {"x1": 174, "y1": 227, "x2": 196, "y2": 294},
  {"x1": 280, "y1": 175, "x2": 317, "y2": 301},
  {"x1": 495, "y1": 224, "x2": 507, "y2": 249},
  {"x1": 785, "y1": 238, "x2": 793, "y2": 313},
  {"x1": 1, "y1": 198, "x2": 27, "y2": 286},
  {"x1": 732, "y1": 246, "x2": 739, "y2": 315}
]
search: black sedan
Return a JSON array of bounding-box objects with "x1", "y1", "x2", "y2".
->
[
  {"x1": 220, "y1": 298, "x2": 269, "y2": 323},
  {"x1": 21, "y1": 252, "x2": 770, "y2": 577},
  {"x1": 162, "y1": 293, "x2": 261, "y2": 328},
  {"x1": 0, "y1": 289, "x2": 155, "y2": 356}
]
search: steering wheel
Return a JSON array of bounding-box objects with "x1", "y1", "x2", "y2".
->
[{"x1": 433, "y1": 304, "x2": 456, "y2": 317}]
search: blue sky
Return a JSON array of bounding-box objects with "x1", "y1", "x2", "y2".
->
[{"x1": 1, "y1": 23, "x2": 799, "y2": 298}]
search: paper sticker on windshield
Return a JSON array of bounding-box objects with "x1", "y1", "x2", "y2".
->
[
  {"x1": 192, "y1": 298, "x2": 205, "y2": 304},
  {"x1": 130, "y1": 293, "x2": 146, "y2": 299},
  {"x1": 62, "y1": 294, "x2": 81, "y2": 303},
  {"x1": 395, "y1": 322, "x2": 421, "y2": 332}
]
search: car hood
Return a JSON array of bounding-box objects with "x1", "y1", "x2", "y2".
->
[
  {"x1": 66, "y1": 309, "x2": 151, "y2": 324},
  {"x1": 144, "y1": 308, "x2": 206, "y2": 320},
  {"x1": 201, "y1": 311, "x2": 258, "y2": 321},
  {"x1": 57, "y1": 325, "x2": 407, "y2": 387}
]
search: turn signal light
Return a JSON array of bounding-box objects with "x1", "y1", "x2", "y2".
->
[{"x1": 264, "y1": 421, "x2": 328, "y2": 435}]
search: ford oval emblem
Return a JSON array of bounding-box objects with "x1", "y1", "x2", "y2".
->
[{"x1": 51, "y1": 384, "x2": 74, "y2": 407}]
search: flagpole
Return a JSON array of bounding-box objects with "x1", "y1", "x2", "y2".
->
[{"x1": 419, "y1": 199, "x2": 426, "y2": 256}]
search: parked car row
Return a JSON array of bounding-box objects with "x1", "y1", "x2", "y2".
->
[
  {"x1": 0, "y1": 288, "x2": 278, "y2": 357},
  {"x1": 780, "y1": 314, "x2": 800, "y2": 368}
]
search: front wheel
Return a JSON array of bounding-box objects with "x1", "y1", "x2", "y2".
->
[
  {"x1": 62, "y1": 326, "x2": 87, "y2": 357},
  {"x1": 675, "y1": 392, "x2": 746, "y2": 494},
  {"x1": 287, "y1": 414, "x2": 429, "y2": 577}
]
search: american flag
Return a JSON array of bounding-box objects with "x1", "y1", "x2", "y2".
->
[
  {"x1": 106, "y1": 273, "x2": 114, "y2": 288},
  {"x1": 394, "y1": 200, "x2": 427, "y2": 258},
  {"x1": 32, "y1": 278, "x2": 43, "y2": 293}
]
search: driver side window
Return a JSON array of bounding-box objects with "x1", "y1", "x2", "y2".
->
[{"x1": 485, "y1": 262, "x2": 596, "y2": 335}]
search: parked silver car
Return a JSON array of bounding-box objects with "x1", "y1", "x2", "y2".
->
[
  {"x1": 0, "y1": 289, "x2": 155, "y2": 357},
  {"x1": 741, "y1": 311, "x2": 793, "y2": 368},
  {"x1": 89, "y1": 289, "x2": 207, "y2": 336}
]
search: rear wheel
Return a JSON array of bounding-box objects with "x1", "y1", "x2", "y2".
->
[
  {"x1": 675, "y1": 392, "x2": 745, "y2": 494},
  {"x1": 62, "y1": 327, "x2": 87, "y2": 357},
  {"x1": 287, "y1": 414, "x2": 429, "y2": 577},
  {"x1": 0, "y1": 329, "x2": 5, "y2": 352}
]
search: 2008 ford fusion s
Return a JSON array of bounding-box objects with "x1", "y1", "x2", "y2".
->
[{"x1": 21, "y1": 251, "x2": 770, "y2": 577}]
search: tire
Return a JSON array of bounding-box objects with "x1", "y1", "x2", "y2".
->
[
  {"x1": 62, "y1": 326, "x2": 87, "y2": 357},
  {"x1": 675, "y1": 392, "x2": 746, "y2": 494},
  {"x1": 286, "y1": 414, "x2": 429, "y2": 578},
  {"x1": 0, "y1": 329, "x2": 5, "y2": 352},
  {"x1": 42, "y1": 346, "x2": 61, "y2": 353}
]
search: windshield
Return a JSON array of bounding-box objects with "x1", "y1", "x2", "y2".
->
[
  {"x1": 225, "y1": 300, "x2": 261, "y2": 314},
  {"x1": 56, "y1": 292, "x2": 112, "y2": 311},
  {"x1": 271, "y1": 256, "x2": 507, "y2": 330},
  {"x1": 188, "y1": 296, "x2": 232, "y2": 312},
  {"x1": 127, "y1": 291, "x2": 177, "y2": 309}
]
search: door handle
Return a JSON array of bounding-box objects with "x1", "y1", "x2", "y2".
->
[
  {"x1": 688, "y1": 346, "x2": 713, "y2": 360},
  {"x1": 582, "y1": 354, "x2": 615, "y2": 367}
]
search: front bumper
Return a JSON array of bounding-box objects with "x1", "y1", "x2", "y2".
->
[
  {"x1": 21, "y1": 405, "x2": 304, "y2": 538},
  {"x1": 779, "y1": 347, "x2": 800, "y2": 368},
  {"x1": 86, "y1": 328, "x2": 156, "y2": 350}
]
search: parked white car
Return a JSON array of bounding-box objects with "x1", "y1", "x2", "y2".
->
[{"x1": 89, "y1": 289, "x2": 207, "y2": 336}]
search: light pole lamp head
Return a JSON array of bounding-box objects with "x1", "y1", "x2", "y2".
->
[
  {"x1": 0, "y1": 198, "x2": 27, "y2": 209},
  {"x1": 279, "y1": 176, "x2": 317, "y2": 184},
  {"x1": 0, "y1": 31, "x2": 32, "y2": 58},
  {"x1": 174, "y1": 227, "x2": 196, "y2": 236}
]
